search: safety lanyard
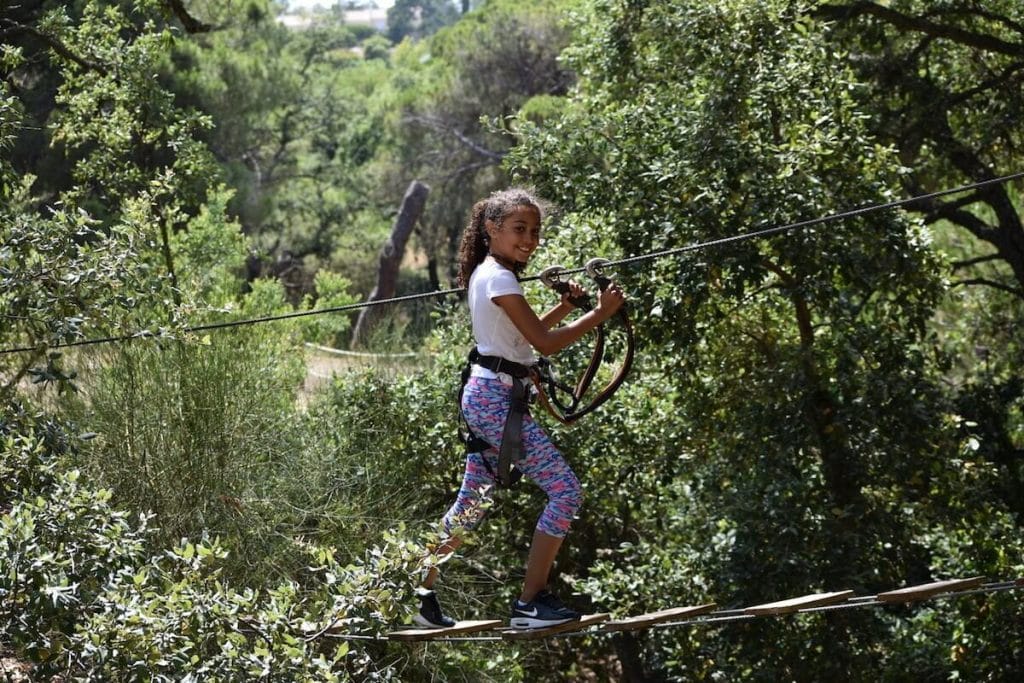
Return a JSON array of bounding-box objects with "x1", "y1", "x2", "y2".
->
[{"x1": 532, "y1": 259, "x2": 635, "y2": 424}]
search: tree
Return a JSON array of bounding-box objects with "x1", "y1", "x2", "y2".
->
[
  {"x1": 816, "y1": 1, "x2": 1024, "y2": 298},
  {"x1": 1, "y1": 0, "x2": 221, "y2": 394},
  {"x1": 350, "y1": 179, "x2": 429, "y2": 347},
  {"x1": 814, "y1": 0, "x2": 1024, "y2": 560},
  {"x1": 164, "y1": 4, "x2": 382, "y2": 295},
  {"x1": 509, "y1": 0, "x2": 1022, "y2": 678},
  {"x1": 383, "y1": 0, "x2": 576, "y2": 288}
]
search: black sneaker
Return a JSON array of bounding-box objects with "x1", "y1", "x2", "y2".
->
[
  {"x1": 509, "y1": 588, "x2": 581, "y2": 629},
  {"x1": 413, "y1": 588, "x2": 456, "y2": 628}
]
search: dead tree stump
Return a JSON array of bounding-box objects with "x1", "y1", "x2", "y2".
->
[{"x1": 350, "y1": 180, "x2": 430, "y2": 348}]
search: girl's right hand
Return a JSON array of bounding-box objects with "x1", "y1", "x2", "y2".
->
[{"x1": 595, "y1": 281, "x2": 626, "y2": 318}]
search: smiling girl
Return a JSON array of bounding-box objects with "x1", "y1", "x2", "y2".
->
[{"x1": 414, "y1": 188, "x2": 626, "y2": 630}]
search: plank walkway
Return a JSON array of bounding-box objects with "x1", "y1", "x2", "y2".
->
[{"x1": 363, "y1": 576, "x2": 1022, "y2": 643}]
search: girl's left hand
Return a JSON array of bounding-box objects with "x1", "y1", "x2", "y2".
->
[{"x1": 563, "y1": 280, "x2": 588, "y2": 308}]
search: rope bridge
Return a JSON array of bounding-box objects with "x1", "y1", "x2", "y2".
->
[{"x1": 301, "y1": 576, "x2": 1024, "y2": 643}]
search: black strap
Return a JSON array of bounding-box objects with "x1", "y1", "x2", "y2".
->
[
  {"x1": 468, "y1": 348, "x2": 533, "y2": 379},
  {"x1": 497, "y1": 378, "x2": 530, "y2": 488},
  {"x1": 458, "y1": 348, "x2": 529, "y2": 488},
  {"x1": 531, "y1": 267, "x2": 634, "y2": 424}
]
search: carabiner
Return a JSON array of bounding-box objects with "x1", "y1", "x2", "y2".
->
[
  {"x1": 540, "y1": 263, "x2": 591, "y2": 310},
  {"x1": 585, "y1": 257, "x2": 614, "y2": 291},
  {"x1": 584, "y1": 257, "x2": 611, "y2": 278},
  {"x1": 539, "y1": 264, "x2": 569, "y2": 290}
]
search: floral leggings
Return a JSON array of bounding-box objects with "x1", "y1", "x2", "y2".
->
[{"x1": 442, "y1": 375, "x2": 582, "y2": 538}]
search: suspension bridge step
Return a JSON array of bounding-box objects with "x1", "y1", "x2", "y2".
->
[
  {"x1": 602, "y1": 603, "x2": 718, "y2": 632},
  {"x1": 744, "y1": 590, "x2": 855, "y2": 616},
  {"x1": 388, "y1": 619, "x2": 503, "y2": 641},
  {"x1": 501, "y1": 613, "x2": 611, "y2": 641},
  {"x1": 876, "y1": 576, "x2": 985, "y2": 603}
]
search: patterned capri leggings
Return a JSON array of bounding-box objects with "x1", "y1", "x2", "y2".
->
[{"x1": 442, "y1": 375, "x2": 582, "y2": 538}]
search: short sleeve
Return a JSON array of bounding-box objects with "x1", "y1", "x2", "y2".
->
[{"x1": 484, "y1": 267, "x2": 523, "y2": 300}]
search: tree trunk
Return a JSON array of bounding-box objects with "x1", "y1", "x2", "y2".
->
[
  {"x1": 612, "y1": 632, "x2": 653, "y2": 682},
  {"x1": 426, "y1": 256, "x2": 440, "y2": 292},
  {"x1": 350, "y1": 180, "x2": 430, "y2": 348},
  {"x1": 763, "y1": 258, "x2": 870, "y2": 586}
]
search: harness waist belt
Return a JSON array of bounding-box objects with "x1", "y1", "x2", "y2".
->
[{"x1": 470, "y1": 351, "x2": 533, "y2": 379}]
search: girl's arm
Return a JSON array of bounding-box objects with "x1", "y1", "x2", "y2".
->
[
  {"x1": 494, "y1": 284, "x2": 625, "y2": 357},
  {"x1": 538, "y1": 280, "x2": 588, "y2": 330},
  {"x1": 538, "y1": 300, "x2": 575, "y2": 330}
]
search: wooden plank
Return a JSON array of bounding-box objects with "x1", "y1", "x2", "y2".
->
[
  {"x1": 602, "y1": 603, "x2": 718, "y2": 632},
  {"x1": 744, "y1": 590, "x2": 855, "y2": 616},
  {"x1": 501, "y1": 613, "x2": 611, "y2": 641},
  {"x1": 388, "y1": 619, "x2": 503, "y2": 642},
  {"x1": 877, "y1": 577, "x2": 985, "y2": 604}
]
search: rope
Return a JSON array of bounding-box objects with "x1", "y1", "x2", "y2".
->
[
  {"x1": 521, "y1": 170, "x2": 1024, "y2": 278},
  {"x1": 2, "y1": 171, "x2": 1022, "y2": 357},
  {"x1": 0, "y1": 286, "x2": 461, "y2": 356}
]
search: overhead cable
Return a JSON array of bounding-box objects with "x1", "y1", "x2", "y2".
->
[{"x1": 2, "y1": 171, "x2": 1022, "y2": 356}]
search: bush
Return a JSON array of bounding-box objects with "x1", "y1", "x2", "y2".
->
[{"x1": 0, "y1": 408, "x2": 434, "y2": 681}]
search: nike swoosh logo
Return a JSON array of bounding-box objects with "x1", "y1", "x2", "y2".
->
[{"x1": 518, "y1": 607, "x2": 538, "y2": 617}]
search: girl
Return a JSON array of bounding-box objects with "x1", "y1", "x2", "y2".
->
[{"x1": 415, "y1": 188, "x2": 626, "y2": 629}]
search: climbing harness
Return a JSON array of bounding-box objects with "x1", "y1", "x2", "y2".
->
[
  {"x1": 457, "y1": 258, "x2": 636, "y2": 487},
  {"x1": 531, "y1": 259, "x2": 636, "y2": 425},
  {"x1": 457, "y1": 348, "x2": 531, "y2": 488}
]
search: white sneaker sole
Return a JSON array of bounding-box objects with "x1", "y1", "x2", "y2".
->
[
  {"x1": 412, "y1": 614, "x2": 454, "y2": 629},
  {"x1": 509, "y1": 615, "x2": 576, "y2": 629}
]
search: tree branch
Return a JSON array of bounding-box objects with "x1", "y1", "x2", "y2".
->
[
  {"x1": 952, "y1": 253, "x2": 1004, "y2": 271},
  {"x1": 946, "y1": 60, "x2": 1024, "y2": 109},
  {"x1": 911, "y1": 193, "x2": 1001, "y2": 243},
  {"x1": 950, "y1": 278, "x2": 1024, "y2": 298},
  {"x1": 404, "y1": 114, "x2": 506, "y2": 161},
  {"x1": 816, "y1": 2, "x2": 1024, "y2": 57},
  {"x1": 0, "y1": 20, "x2": 108, "y2": 75},
  {"x1": 163, "y1": 0, "x2": 213, "y2": 34}
]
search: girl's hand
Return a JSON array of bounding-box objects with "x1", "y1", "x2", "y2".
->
[
  {"x1": 596, "y1": 281, "x2": 626, "y2": 317},
  {"x1": 562, "y1": 280, "x2": 588, "y2": 308}
]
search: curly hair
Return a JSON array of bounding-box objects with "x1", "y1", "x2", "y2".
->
[{"x1": 456, "y1": 188, "x2": 545, "y2": 287}]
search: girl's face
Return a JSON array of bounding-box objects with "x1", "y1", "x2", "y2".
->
[{"x1": 487, "y1": 205, "x2": 542, "y2": 265}]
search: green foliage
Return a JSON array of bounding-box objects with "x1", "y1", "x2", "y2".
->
[
  {"x1": 507, "y1": 0, "x2": 1024, "y2": 678},
  {"x1": 818, "y1": 0, "x2": 1024, "y2": 294},
  {"x1": 301, "y1": 270, "x2": 359, "y2": 347},
  {"x1": 1, "y1": 0, "x2": 234, "y2": 400},
  {"x1": 0, "y1": 409, "x2": 432, "y2": 681},
  {"x1": 60, "y1": 331, "x2": 303, "y2": 582},
  {"x1": 170, "y1": 186, "x2": 250, "y2": 305},
  {"x1": 300, "y1": 362, "x2": 465, "y2": 551},
  {"x1": 0, "y1": 428, "x2": 151, "y2": 671},
  {"x1": 46, "y1": 1, "x2": 218, "y2": 213},
  {"x1": 361, "y1": 34, "x2": 392, "y2": 62},
  {"x1": 164, "y1": 2, "x2": 396, "y2": 297},
  {"x1": 398, "y1": 0, "x2": 577, "y2": 284}
]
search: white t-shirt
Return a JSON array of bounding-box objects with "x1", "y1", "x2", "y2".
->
[{"x1": 468, "y1": 256, "x2": 537, "y2": 367}]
